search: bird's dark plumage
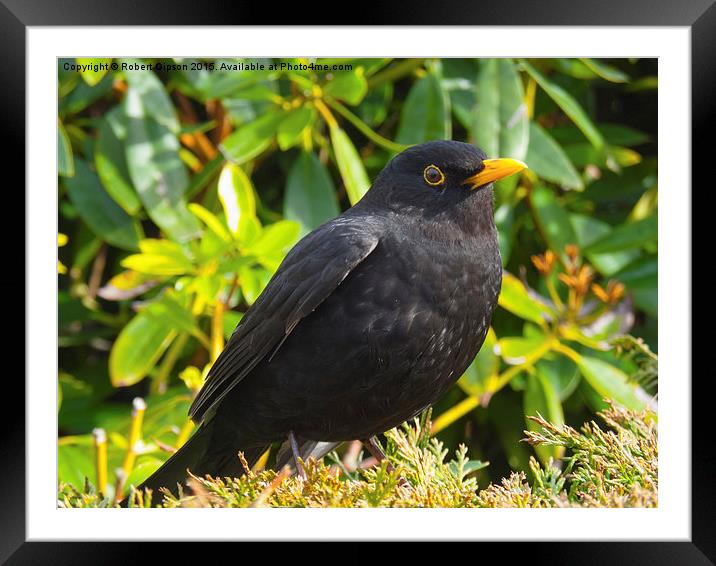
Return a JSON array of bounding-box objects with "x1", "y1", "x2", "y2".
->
[{"x1": 132, "y1": 140, "x2": 523, "y2": 499}]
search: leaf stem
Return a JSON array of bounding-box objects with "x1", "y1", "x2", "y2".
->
[
  {"x1": 313, "y1": 98, "x2": 338, "y2": 129},
  {"x1": 151, "y1": 333, "x2": 189, "y2": 395},
  {"x1": 325, "y1": 98, "x2": 411, "y2": 154},
  {"x1": 121, "y1": 397, "x2": 147, "y2": 479},
  {"x1": 546, "y1": 276, "x2": 565, "y2": 311},
  {"x1": 92, "y1": 428, "x2": 108, "y2": 495}
]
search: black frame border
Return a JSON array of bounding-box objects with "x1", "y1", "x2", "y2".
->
[{"x1": 6, "y1": 1, "x2": 708, "y2": 562}]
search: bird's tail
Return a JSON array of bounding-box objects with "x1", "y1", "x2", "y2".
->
[{"x1": 120, "y1": 422, "x2": 266, "y2": 507}]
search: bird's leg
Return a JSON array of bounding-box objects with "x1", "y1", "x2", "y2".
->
[
  {"x1": 288, "y1": 430, "x2": 307, "y2": 479},
  {"x1": 361, "y1": 436, "x2": 389, "y2": 465},
  {"x1": 361, "y1": 436, "x2": 408, "y2": 487}
]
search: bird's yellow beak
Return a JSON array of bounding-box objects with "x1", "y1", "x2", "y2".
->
[{"x1": 463, "y1": 158, "x2": 528, "y2": 190}]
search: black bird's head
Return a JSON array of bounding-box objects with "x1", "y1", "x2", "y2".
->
[{"x1": 362, "y1": 140, "x2": 526, "y2": 235}]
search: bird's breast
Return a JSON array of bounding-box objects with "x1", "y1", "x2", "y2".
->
[{"x1": 299, "y1": 232, "x2": 498, "y2": 429}]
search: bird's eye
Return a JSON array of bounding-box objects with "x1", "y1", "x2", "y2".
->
[{"x1": 423, "y1": 165, "x2": 445, "y2": 187}]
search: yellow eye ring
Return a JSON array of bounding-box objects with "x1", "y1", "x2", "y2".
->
[{"x1": 423, "y1": 165, "x2": 445, "y2": 186}]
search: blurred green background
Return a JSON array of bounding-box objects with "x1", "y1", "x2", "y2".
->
[{"x1": 58, "y1": 57, "x2": 657, "y2": 499}]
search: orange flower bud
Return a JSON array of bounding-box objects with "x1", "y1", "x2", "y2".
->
[
  {"x1": 591, "y1": 283, "x2": 610, "y2": 303},
  {"x1": 592, "y1": 280, "x2": 626, "y2": 304},
  {"x1": 565, "y1": 244, "x2": 580, "y2": 262},
  {"x1": 531, "y1": 250, "x2": 557, "y2": 275}
]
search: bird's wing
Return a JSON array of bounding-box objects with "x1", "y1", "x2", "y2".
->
[{"x1": 189, "y1": 218, "x2": 380, "y2": 423}]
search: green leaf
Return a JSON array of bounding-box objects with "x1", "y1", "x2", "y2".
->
[
  {"x1": 188, "y1": 203, "x2": 233, "y2": 242},
  {"x1": 109, "y1": 309, "x2": 177, "y2": 387},
  {"x1": 530, "y1": 185, "x2": 578, "y2": 260},
  {"x1": 76, "y1": 58, "x2": 112, "y2": 86},
  {"x1": 520, "y1": 60, "x2": 605, "y2": 152},
  {"x1": 584, "y1": 215, "x2": 657, "y2": 254},
  {"x1": 248, "y1": 220, "x2": 300, "y2": 258},
  {"x1": 525, "y1": 123, "x2": 583, "y2": 190},
  {"x1": 58, "y1": 442, "x2": 94, "y2": 489},
  {"x1": 217, "y1": 163, "x2": 258, "y2": 241},
  {"x1": 497, "y1": 335, "x2": 549, "y2": 365},
  {"x1": 572, "y1": 354, "x2": 646, "y2": 410},
  {"x1": 549, "y1": 123, "x2": 649, "y2": 147},
  {"x1": 139, "y1": 238, "x2": 192, "y2": 260},
  {"x1": 123, "y1": 61, "x2": 179, "y2": 133},
  {"x1": 498, "y1": 271, "x2": 554, "y2": 324},
  {"x1": 223, "y1": 311, "x2": 244, "y2": 340},
  {"x1": 219, "y1": 110, "x2": 285, "y2": 164},
  {"x1": 570, "y1": 214, "x2": 640, "y2": 276},
  {"x1": 144, "y1": 293, "x2": 201, "y2": 340},
  {"x1": 473, "y1": 59, "x2": 529, "y2": 160},
  {"x1": 284, "y1": 152, "x2": 340, "y2": 237},
  {"x1": 123, "y1": 71, "x2": 199, "y2": 242},
  {"x1": 121, "y1": 254, "x2": 192, "y2": 276},
  {"x1": 614, "y1": 256, "x2": 658, "y2": 316},
  {"x1": 94, "y1": 108, "x2": 141, "y2": 215},
  {"x1": 277, "y1": 107, "x2": 315, "y2": 151},
  {"x1": 459, "y1": 328, "x2": 499, "y2": 396},
  {"x1": 396, "y1": 72, "x2": 451, "y2": 144},
  {"x1": 535, "y1": 357, "x2": 580, "y2": 402},
  {"x1": 598, "y1": 124, "x2": 649, "y2": 146},
  {"x1": 63, "y1": 159, "x2": 142, "y2": 250},
  {"x1": 494, "y1": 203, "x2": 515, "y2": 265},
  {"x1": 579, "y1": 59, "x2": 629, "y2": 83},
  {"x1": 524, "y1": 369, "x2": 565, "y2": 463},
  {"x1": 323, "y1": 70, "x2": 368, "y2": 105},
  {"x1": 125, "y1": 457, "x2": 164, "y2": 490},
  {"x1": 58, "y1": 120, "x2": 75, "y2": 177},
  {"x1": 330, "y1": 125, "x2": 371, "y2": 205},
  {"x1": 551, "y1": 58, "x2": 598, "y2": 80},
  {"x1": 59, "y1": 73, "x2": 114, "y2": 116},
  {"x1": 564, "y1": 143, "x2": 641, "y2": 169},
  {"x1": 238, "y1": 265, "x2": 272, "y2": 305},
  {"x1": 357, "y1": 82, "x2": 393, "y2": 127},
  {"x1": 121, "y1": 238, "x2": 194, "y2": 275}
]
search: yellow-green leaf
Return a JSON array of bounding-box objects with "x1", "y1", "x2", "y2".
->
[
  {"x1": 458, "y1": 328, "x2": 499, "y2": 396},
  {"x1": 572, "y1": 354, "x2": 647, "y2": 410},
  {"x1": 109, "y1": 310, "x2": 177, "y2": 387},
  {"x1": 323, "y1": 69, "x2": 368, "y2": 105},
  {"x1": 188, "y1": 203, "x2": 233, "y2": 242},
  {"x1": 498, "y1": 272, "x2": 553, "y2": 324},
  {"x1": 277, "y1": 107, "x2": 315, "y2": 150},
  {"x1": 330, "y1": 125, "x2": 370, "y2": 205},
  {"x1": 219, "y1": 110, "x2": 285, "y2": 164},
  {"x1": 248, "y1": 220, "x2": 300, "y2": 258},
  {"x1": 217, "y1": 163, "x2": 258, "y2": 241},
  {"x1": 525, "y1": 369, "x2": 565, "y2": 463},
  {"x1": 76, "y1": 58, "x2": 111, "y2": 87}
]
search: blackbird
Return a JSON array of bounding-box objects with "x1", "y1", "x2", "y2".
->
[{"x1": 132, "y1": 140, "x2": 526, "y2": 497}]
